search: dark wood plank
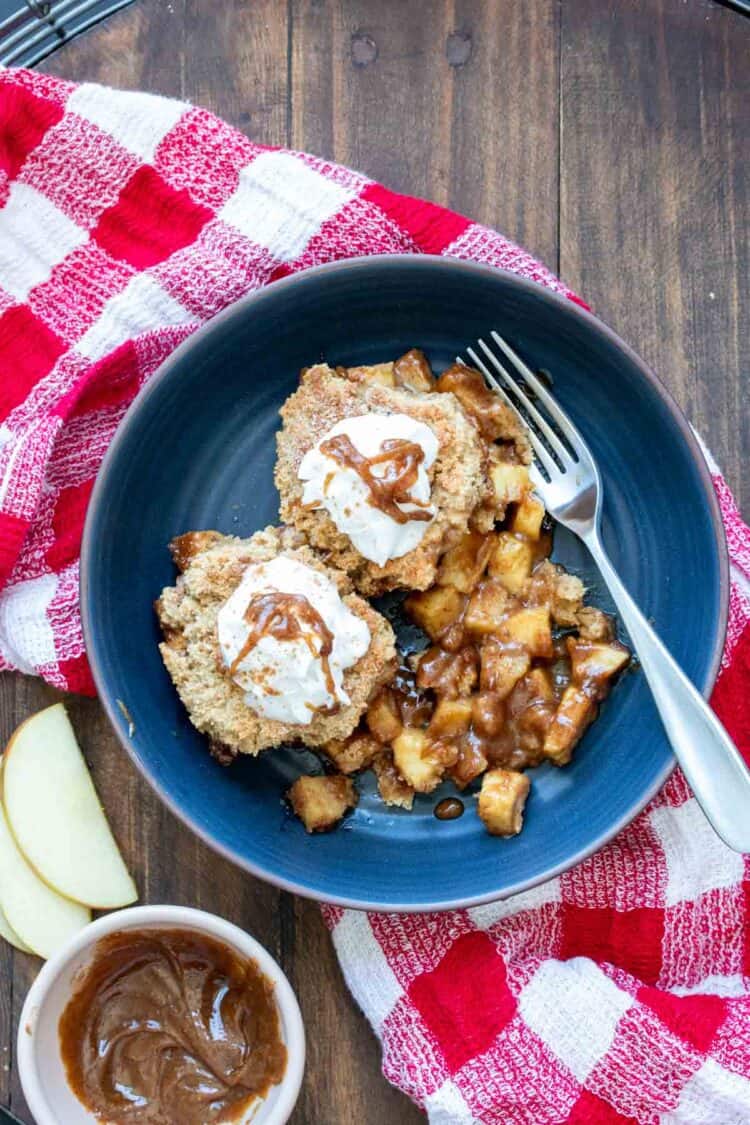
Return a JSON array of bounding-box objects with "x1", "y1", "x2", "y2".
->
[
  {"x1": 25, "y1": 2, "x2": 292, "y2": 1120},
  {"x1": 45, "y1": 0, "x2": 289, "y2": 141},
  {"x1": 292, "y1": 0, "x2": 560, "y2": 263},
  {"x1": 560, "y1": 0, "x2": 749, "y2": 516},
  {"x1": 2, "y1": 675, "x2": 58, "y2": 1117},
  {"x1": 448, "y1": 0, "x2": 560, "y2": 264},
  {"x1": 40, "y1": 0, "x2": 189, "y2": 97},
  {"x1": 287, "y1": 899, "x2": 422, "y2": 1124}
]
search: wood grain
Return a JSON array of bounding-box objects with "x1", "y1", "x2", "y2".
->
[
  {"x1": 560, "y1": 0, "x2": 749, "y2": 515},
  {"x1": 1, "y1": 0, "x2": 742, "y2": 1121},
  {"x1": 46, "y1": 0, "x2": 289, "y2": 141},
  {"x1": 291, "y1": 0, "x2": 560, "y2": 263}
]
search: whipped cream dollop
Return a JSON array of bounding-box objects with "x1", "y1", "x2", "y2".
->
[
  {"x1": 298, "y1": 414, "x2": 439, "y2": 567},
  {"x1": 217, "y1": 556, "x2": 370, "y2": 725}
]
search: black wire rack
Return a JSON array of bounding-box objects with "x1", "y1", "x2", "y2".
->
[{"x1": 0, "y1": 0, "x2": 135, "y2": 66}]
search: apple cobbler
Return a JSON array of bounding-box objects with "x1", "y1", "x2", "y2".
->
[
  {"x1": 156, "y1": 526, "x2": 396, "y2": 757},
  {"x1": 274, "y1": 355, "x2": 509, "y2": 594},
  {"x1": 157, "y1": 349, "x2": 629, "y2": 840},
  {"x1": 289, "y1": 352, "x2": 630, "y2": 837}
]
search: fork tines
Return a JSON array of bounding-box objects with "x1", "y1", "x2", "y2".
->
[{"x1": 458, "y1": 331, "x2": 583, "y2": 480}]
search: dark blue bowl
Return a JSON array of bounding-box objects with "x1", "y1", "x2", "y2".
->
[{"x1": 81, "y1": 256, "x2": 728, "y2": 911}]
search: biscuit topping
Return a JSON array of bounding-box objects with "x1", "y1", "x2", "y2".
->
[
  {"x1": 217, "y1": 556, "x2": 370, "y2": 724},
  {"x1": 298, "y1": 414, "x2": 438, "y2": 566}
]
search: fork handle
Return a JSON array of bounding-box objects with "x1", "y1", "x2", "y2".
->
[{"x1": 584, "y1": 531, "x2": 750, "y2": 853}]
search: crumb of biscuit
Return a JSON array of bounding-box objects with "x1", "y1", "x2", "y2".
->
[
  {"x1": 274, "y1": 364, "x2": 488, "y2": 595},
  {"x1": 170, "y1": 530, "x2": 225, "y2": 572},
  {"x1": 156, "y1": 526, "x2": 397, "y2": 756},
  {"x1": 320, "y1": 730, "x2": 380, "y2": 774},
  {"x1": 372, "y1": 751, "x2": 415, "y2": 810}
]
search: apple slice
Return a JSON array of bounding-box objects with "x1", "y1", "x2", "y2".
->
[
  {"x1": 3, "y1": 703, "x2": 137, "y2": 909},
  {"x1": 0, "y1": 795, "x2": 89, "y2": 959},
  {"x1": 0, "y1": 902, "x2": 32, "y2": 954}
]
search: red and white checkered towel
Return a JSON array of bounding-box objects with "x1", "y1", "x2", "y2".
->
[{"x1": 1, "y1": 68, "x2": 749, "y2": 1124}]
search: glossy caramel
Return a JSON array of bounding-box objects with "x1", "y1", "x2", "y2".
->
[
  {"x1": 230, "y1": 591, "x2": 337, "y2": 709},
  {"x1": 58, "y1": 929, "x2": 287, "y2": 1125},
  {"x1": 434, "y1": 797, "x2": 465, "y2": 820},
  {"x1": 319, "y1": 433, "x2": 432, "y2": 524}
]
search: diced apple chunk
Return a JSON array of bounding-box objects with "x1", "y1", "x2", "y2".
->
[
  {"x1": 391, "y1": 728, "x2": 432, "y2": 791},
  {"x1": 576, "y1": 606, "x2": 614, "y2": 642},
  {"x1": 392, "y1": 729, "x2": 456, "y2": 793},
  {"x1": 527, "y1": 561, "x2": 585, "y2": 626},
  {"x1": 437, "y1": 620, "x2": 467, "y2": 653},
  {"x1": 450, "y1": 735, "x2": 489, "y2": 789},
  {"x1": 511, "y1": 495, "x2": 546, "y2": 540},
  {"x1": 509, "y1": 670, "x2": 556, "y2": 755},
  {"x1": 490, "y1": 462, "x2": 531, "y2": 510},
  {"x1": 321, "y1": 731, "x2": 380, "y2": 774},
  {"x1": 437, "y1": 531, "x2": 494, "y2": 593},
  {"x1": 480, "y1": 641, "x2": 531, "y2": 698},
  {"x1": 436, "y1": 366, "x2": 517, "y2": 441},
  {"x1": 394, "y1": 348, "x2": 435, "y2": 392},
  {"x1": 488, "y1": 533, "x2": 535, "y2": 594},
  {"x1": 288, "y1": 774, "x2": 358, "y2": 832},
  {"x1": 524, "y1": 667, "x2": 554, "y2": 701},
  {"x1": 429, "y1": 698, "x2": 473, "y2": 739},
  {"x1": 471, "y1": 692, "x2": 506, "y2": 736},
  {"x1": 552, "y1": 571, "x2": 586, "y2": 626},
  {"x1": 477, "y1": 769, "x2": 531, "y2": 836},
  {"x1": 499, "y1": 606, "x2": 553, "y2": 658},
  {"x1": 464, "y1": 580, "x2": 510, "y2": 635},
  {"x1": 544, "y1": 686, "x2": 596, "y2": 765},
  {"x1": 416, "y1": 646, "x2": 479, "y2": 698},
  {"x1": 567, "y1": 639, "x2": 629, "y2": 689},
  {"x1": 372, "y1": 752, "x2": 415, "y2": 810},
  {"x1": 366, "y1": 689, "x2": 403, "y2": 744},
  {"x1": 405, "y1": 585, "x2": 465, "y2": 640},
  {"x1": 343, "y1": 362, "x2": 396, "y2": 387}
]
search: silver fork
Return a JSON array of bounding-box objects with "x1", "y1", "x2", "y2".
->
[{"x1": 460, "y1": 330, "x2": 750, "y2": 853}]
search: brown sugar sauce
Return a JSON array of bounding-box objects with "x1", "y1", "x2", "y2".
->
[
  {"x1": 58, "y1": 929, "x2": 287, "y2": 1125},
  {"x1": 434, "y1": 797, "x2": 465, "y2": 820},
  {"x1": 366, "y1": 377, "x2": 627, "y2": 793},
  {"x1": 319, "y1": 433, "x2": 432, "y2": 524},
  {"x1": 383, "y1": 518, "x2": 627, "y2": 787}
]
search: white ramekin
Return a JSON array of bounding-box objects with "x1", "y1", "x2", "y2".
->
[{"x1": 17, "y1": 905, "x2": 305, "y2": 1125}]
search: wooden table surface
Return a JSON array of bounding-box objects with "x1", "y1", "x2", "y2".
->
[{"x1": 1, "y1": 1, "x2": 747, "y2": 1122}]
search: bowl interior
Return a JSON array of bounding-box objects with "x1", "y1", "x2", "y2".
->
[
  {"x1": 19, "y1": 909, "x2": 302, "y2": 1125},
  {"x1": 81, "y1": 257, "x2": 726, "y2": 910}
]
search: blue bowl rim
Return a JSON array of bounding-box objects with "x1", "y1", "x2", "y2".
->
[{"x1": 80, "y1": 254, "x2": 729, "y2": 913}]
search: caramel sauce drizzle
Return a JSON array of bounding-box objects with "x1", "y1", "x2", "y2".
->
[
  {"x1": 434, "y1": 797, "x2": 465, "y2": 821},
  {"x1": 229, "y1": 591, "x2": 339, "y2": 711},
  {"x1": 319, "y1": 434, "x2": 432, "y2": 524}
]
